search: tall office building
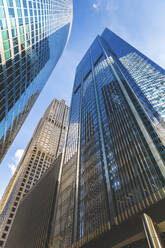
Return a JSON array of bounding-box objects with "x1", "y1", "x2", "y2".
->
[
  {"x1": 0, "y1": 98, "x2": 69, "y2": 247},
  {"x1": 5, "y1": 154, "x2": 62, "y2": 248},
  {"x1": 0, "y1": 0, "x2": 73, "y2": 163},
  {"x1": 52, "y1": 29, "x2": 165, "y2": 248}
]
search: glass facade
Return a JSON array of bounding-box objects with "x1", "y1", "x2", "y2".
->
[
  {"x1": 53, "y1": 29, "x2": 165, "y2": 248},
  {"x1": 0, "y1": 0, "x2": 73, "y2": 163}
]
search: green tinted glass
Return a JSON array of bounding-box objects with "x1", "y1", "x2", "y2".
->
[
  {"x1": 11, "y1": 28, "x2": 17, "y2": 37},
  {"x1": 2, "y1": 30, "x2": 9, "y2": 40},
  {"x1": 20, "y1": 35, "x2": 24, "y2": 43},
  {"x1": 0, "y1": 19, "x2": 7, "y2": 29},
  {"x1": 0, "y1": 7, "x2": 5, "y2": 17},
  {"x1": 25, "y1": 25, "x2": 29, "y2": 33},
  {"x1": 3, "y1": 40, "x2": 10, "y2": 50},
  {"x1": 17, "y1": 8, "x2": 22, "y2": 17},
  {"x1": 5, "y1": 50, "x2": 11, "y2": 60},
  {"x1": 6, "y1": 0, "x2": 13, "y2": 7},
  {"x1": 10, "y1": 18, "x2": 16, "y2": 27},
  {"x1": 15, "y1": 0, "x2": 21, "y2": 7},
  {"x1": 19, "y1": 26, "x2": 24, "y2": 34}
]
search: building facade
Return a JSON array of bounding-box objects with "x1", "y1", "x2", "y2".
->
[
  {"x1": 0, "y1": 0, "x2": 73, "y2": 163},
  {"x1": 0, "y1": 98, "x2": 69, "y2": 247},
  {"x1": 53, "y1": 29, "x2": 165, "y2": 248},
  {"x1": 5, "y1": 154, "x2": 62, "y2": 248}
]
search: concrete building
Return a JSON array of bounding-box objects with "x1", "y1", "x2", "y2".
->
[
  {"x1": 5, "y1": 154, "x2": 62, "y2": 248},
  {"x1": 0, "y1": 98, "x2": 69, "y2": 247}
]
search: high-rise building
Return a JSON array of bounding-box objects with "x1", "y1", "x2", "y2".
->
[
  {"x1": 0, "y1": 0, "x2": 73, "y2": 163},
  {"x1": 5, "y1": 154, "x2": 62, "y2": 248},
  {"x1": 52, "y1": 29, "x2": 165, "y2": 248},
  {"x1": 0, "y1": 98, "x2": 69, "y2": 247}
]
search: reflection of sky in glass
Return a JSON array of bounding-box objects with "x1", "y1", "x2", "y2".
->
[
  {"x1": 102, "y1": 28, "x2": 165, "y2": 123},
  {"x1": 0, "y1": 0, "x2": 73, "y2": 162},
  {"x1": 54, "y1": 28, "x2": 165, "y2": 248}
]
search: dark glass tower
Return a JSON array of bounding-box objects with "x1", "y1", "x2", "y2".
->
[
  {"x1": 53, "y1": 29, "x2": 165, "y2": 248},
  {"x1": 0, "y1": 0, "x2": 73, "y2": 163}
]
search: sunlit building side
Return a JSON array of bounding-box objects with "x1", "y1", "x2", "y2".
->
[
  {"x1": 0, "y1": 98, "x2": 69, "y2": 247},
  {"x1": 0, "y1": 0, "x2": 73, "y2": 163},
  {"x1": 53, "y1": 28, "x2": 165, "y2": 248}
]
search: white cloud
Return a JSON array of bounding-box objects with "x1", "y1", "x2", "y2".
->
[
  {"x1": 14, "y1": 149, "x2": 24, "y2": 164},
  {"x1": 92, "y1": 0, "x2": 101, "y2": 10},
  {"x1": 93, "y1": 3, "x2": 98, "y2": 9},
  {"x1": 8, "y1": 149, "x2": 24, "y2": 175},
  {"x1": 92, "y1": 0, "x2": 118, "y2": 12},
  {"x1": 8, "y1": 163, "x2": 17, "y2": 175}
]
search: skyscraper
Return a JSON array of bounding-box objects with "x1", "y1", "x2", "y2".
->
[
  {"x1": 53, "y1": 29, "x2": 165, "y2": 248},
  {"x1": 0, "y1": 0, "x2": 73, "y2": 163},
  {"x1": 5, "y1": 154, "x2": 62, "y2": 248},
  {"x1": 0, "y1": 98, "x2": 69, "y2": 247}
]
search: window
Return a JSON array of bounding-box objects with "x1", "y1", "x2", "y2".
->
[
  {"x1": 18, "y1": 18, "x2": 23, "y2": 25},
  {"x1": 7, "y1": 219, "x2": 11, "y2": 224},
  {"x1": 22, "y1": 0, "x2": 27, "y2": 7},
  {"x1": 11, "y1": 28, "x2": 17, "y2": 37},
  {"x1": 2, "y1": 30, "x2": 9, "y2": 40},
  {"x1": 13, "y1": 37, "x2": 18, "y2": 46},
  {"x1": 0, "y1": 19, "x2": 7, "y2": 29},
  {"x1": 0, "y1": 241, "x2": 4, "y2": 246},
  {"x1": 6, "y1": 0, "x2": 13, "y2": 7},
  {"x1": 14, "y1": 46, "x2": 18, "y2": 54},
  {"x1": 20, "y1": 35, "x2": 24, "y2": 43},
  {"x1": 15, "y1": 0, "x2": 21, "y2": 7},
  {"x1": 0, "y1": 7, "x2": 5, "y2": 18},
  {"x1": 10, "y1": 18, "x2": 16, "y2": 27},
  {"x1": 8, "y1": 8, "x2": 15, "y2": 17},
  {"x1": 3, "y1": 41, "x2": 10, "y2": 51},
  {"x1": 17, "y1": 8, "x2": 22, "y2": 17},
  {"x1": 4, "y1": 226, "x2": 9, "y2": 231},
  {"x1": 1, "y1": 233, "x2": 6, "y2": 239},
  {"x1": 5, "y1": 50, "x2": 11, "y2": 60}
]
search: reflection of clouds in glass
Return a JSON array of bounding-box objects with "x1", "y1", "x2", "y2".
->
[
  {"x1": 120, "y1": 52, "x2": 165, "y2": 120},
  {"x1": 65, "y1": 122, "x2": 79, "y2": 163}
]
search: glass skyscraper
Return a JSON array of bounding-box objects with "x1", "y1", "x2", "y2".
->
[
  {"x1": 0, "y1": 0, "x2": 73, "y2": 163},
  {"x1": 53, "y1": 28, "x2": 165, "y2": 248}
]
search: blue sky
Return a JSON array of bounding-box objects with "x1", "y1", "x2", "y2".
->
[{"x1": 0, "y1": 0, "x2": 165, "y2": 199}]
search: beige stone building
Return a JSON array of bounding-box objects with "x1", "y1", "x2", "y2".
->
[{"x1": 0, "y1": 98, "x2": 69, "y2": 247}]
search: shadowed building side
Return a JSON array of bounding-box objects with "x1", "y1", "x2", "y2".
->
[
  {"x1": 5, "y1": 154, "x2": 62, "y2": 248},
  {"x1": 52, "y1": 28, "x2": 165, "y2": 248},
  {"x1": 0, "y1": 98, "x2": 69, "y2": 247}
]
